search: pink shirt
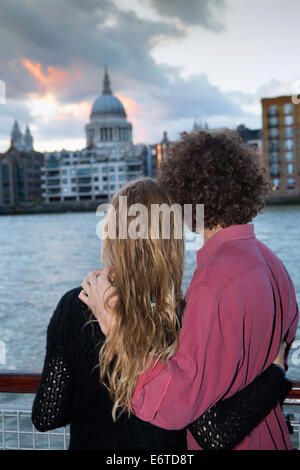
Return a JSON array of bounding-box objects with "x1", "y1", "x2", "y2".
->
[{"x1": 132, "y1": 224, "x2": 299, "y2": 450}]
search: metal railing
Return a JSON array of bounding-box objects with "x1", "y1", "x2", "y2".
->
[
  {"x1": 0, "y1": 409, "x2": 70, "y2": 450},
  {"x1": 0, "y1": 371, "x2": 299, "y2": 450}
]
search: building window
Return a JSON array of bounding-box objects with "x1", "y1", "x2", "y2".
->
[
  {"x1": 285, "y1": 152, "x2": 294, "y2": 162},
  {"x1": 283, "y1": 103, "x2": 293, "y2": 114},
  {"x1": 93, "y1": 167, "x2": 99, "y2": 173},
  {"x1": 284, "y1": 127, "x2": 294, "y2": 138},
  {"x1": 62, "y1": 178, "x2": 68, "y2": 184},
  {"x1": 269, "y1": 128, "x2": 278, "y2": 138},
  {"x1": 94, "y1": 177, "x2": 99, "y2": 181},
  {"x1": 268, "y1": 116, "x2": 278, "y2": 127},
  {"x1": 284, "y1": 115, "x2": 294, "y2": 126},
  {"x1": 118, "y1": 166, "x2": 124, "y2": 172},
  {"x1": 272, "y1": 178, "x2": 280, "y2": 190},
  {"x1": 270, "y1": 164, "x2": 280, "y2": 177},
  {"x1": 110, "y1": 184, "x2": 115, "y2": 190},
  {"x1": 119, "y1": 175, "x2": 125, "y2": 181},
  {"x1": 270, "y1": 152, "x2": 279, "y2": 163},
  {"x1": 284, "y1": 139, "x2": 294, "y2": 151},
  {"x1": 102, "y1": 167, "x2": 107, "y2": 173},
  {"x1": 102, "y1": 176, "x2": 108, "y2": 181},
  {"x1": 70, "y1": 169, "x2": 76, "y2": 175},
  {"x1": 113, "y1": 128, "x2": 118, "y2": 140},
  {"x1": 269, "y1": 140, "x2": 279, "y2": 151},
  {"x1": 77, "y1": 168, "x2": 91, "y2": 176},
  {"x1": 61, "y1": 169, "x2": 68, "y2": 175},
  {"x1": 287, "y1": 163, "x2": 294, "y2": 175},
  {"x1": 109, "y1": 167, "x2": 115, "y2": 172},
  {"x1": 287, "y1": 178, "x2": 295, "y2": 189},
  {"x1": 268, "y1": 105, "x2": 278, "y2": 116},
  {"x1": 109, "y1": 175, "x2": 116, "y2": 181}
]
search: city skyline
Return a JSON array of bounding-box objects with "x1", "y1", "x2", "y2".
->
[{"x1": 1, "y1": 0, "x2": 300, "y2": 152}]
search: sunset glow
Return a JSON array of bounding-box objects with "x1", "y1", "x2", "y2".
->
[
  {"x1": 115, "y1": 92, "x2": 143, "y2": 119},
  {"x1": 25, "y1": 92, "x2": 91, "y2": 122},
  {"x1": 22, "y1": 58, "x2": 75, "y2": 93}
]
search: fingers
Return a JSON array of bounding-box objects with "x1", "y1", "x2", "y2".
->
[
  {"x1": 81, "y1": 279, "x2": 91, "y2": 294},
  {"x1": 87, "y1": 269, "x2": 103, "y2": 286},
  {"x1": 78, "y1": 289, "x2": 89, "y2": 306}
]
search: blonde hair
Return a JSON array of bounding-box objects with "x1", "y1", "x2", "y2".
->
[{"x1": 99, "y1": 178, "x2": 185, "y2": 420}]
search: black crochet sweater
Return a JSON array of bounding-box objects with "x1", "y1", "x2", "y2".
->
[{"x1": 32, "y1": 287, "x2": 288, "y2": 450}]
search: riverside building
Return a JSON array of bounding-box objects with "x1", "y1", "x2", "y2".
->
[
  {"x1": 0, "y1": 121, "x2": 43, "y2": 205},
  {"x1": 42, "y1": 67, "x2": 145, "y2": 203},
  {"x1": 261, "y1": 95, "x2": 300, "y2": 197}
]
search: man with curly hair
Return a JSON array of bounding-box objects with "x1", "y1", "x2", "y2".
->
[{"x1": 130, "y1": 130, "x2": 299, "y2": 450}]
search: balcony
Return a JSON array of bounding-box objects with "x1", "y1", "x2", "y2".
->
[
  {"x1": 46, "y1": 180, "x2": 60, "y2": 186},
  {"x1": 0, "y1": 371, "x2": 299, "y2": 450},
  {"x1": 77, "y1": 177, "x2": 91, "y2": 184},
  {"x1": 42, "y1": 172, "x2": 60, "y2": 178}
]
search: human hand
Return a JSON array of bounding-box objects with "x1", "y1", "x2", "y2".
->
[{"x1": 78, "y1": 268, "x2": 117, "y2": 336}]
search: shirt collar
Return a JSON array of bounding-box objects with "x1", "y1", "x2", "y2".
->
[{"x1": 196, "y1": 223, "x2": 255, "y2": 267}]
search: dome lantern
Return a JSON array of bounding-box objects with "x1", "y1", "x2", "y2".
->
[{"x1": 103, "y1": 65, "x2": 112, "y2": 95}]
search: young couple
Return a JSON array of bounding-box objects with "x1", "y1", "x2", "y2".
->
[{"x1": 32, "y1": 130, "x2": 299, "y2": 450}]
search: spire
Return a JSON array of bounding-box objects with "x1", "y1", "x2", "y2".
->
[
  {"x1": 162, "y1": 131, "x2": 169, "y2": 144},
  {"x1": 23, "y1": 124, "x2": 33, "y2": 151},
  {"x1": 11, "y1": 119, "x2": 23, "y2": 150},
  {"x1": 102, "y1": 65, "x2": 112, "y2": 95}
]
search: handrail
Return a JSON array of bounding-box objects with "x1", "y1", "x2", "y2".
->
[
  {"x1": 0, "y1": 370, "x2": 299, "y2": 405},
  {"x1": 0, "y1": 371, "x2": 40, "y2": 394}
]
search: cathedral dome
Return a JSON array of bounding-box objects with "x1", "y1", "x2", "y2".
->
[
  {"x1": 91, "y1": 93, "x2": 126, "y2": 117},
  {"x1": 91, "y1": 67, "x2": 126, "y2": 118}
]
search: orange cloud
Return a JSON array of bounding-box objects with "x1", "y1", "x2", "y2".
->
[
  {"x1": 22, "y1": 58, "x2": 74, "y2": 93},
  {"x1": 115, "y1": 92, "x2": 143, "y2": 119},
  {"x1": 115, "y1": 92, "x2": 146, "y2": 141}
]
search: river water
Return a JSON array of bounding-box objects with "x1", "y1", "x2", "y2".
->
[{"x1": 0, "y1": 205, "x2": 299, "y2": 405}]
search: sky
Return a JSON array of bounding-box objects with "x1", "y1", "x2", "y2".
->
[{"x1": 0, "y1": 0, "x2": 300, "y2": 152}]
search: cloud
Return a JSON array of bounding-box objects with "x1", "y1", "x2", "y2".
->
[
  {"x1": 149, "y1": 0, "x2": 226, "y2": 30},
  {"x1": 0, "y1": 0, "x2": 251, "y2": 150},
  {"x1": 21, "y1": 59, "x2": 78, "y2": 96}
]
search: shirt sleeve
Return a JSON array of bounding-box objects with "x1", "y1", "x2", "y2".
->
[
  {"x1": 131, "y1": 283, "x2": 243, "y2": 430},
  {"x1": 31, "y1": 292, "x2": 74, "y2": 432}
]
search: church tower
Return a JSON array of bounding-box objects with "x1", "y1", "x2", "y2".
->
[
  {"x1": 11, "y1": 120, "x2": 23, "y2": 150},
  {"x1": 23, "y1": 125, "x2": 34, "y2": 152}
]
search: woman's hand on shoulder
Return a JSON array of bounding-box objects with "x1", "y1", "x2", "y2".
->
[{"x1": 78, "y1": 268, "x2": 117, "y2": 336}]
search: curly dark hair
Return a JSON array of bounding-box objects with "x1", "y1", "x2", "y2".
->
[{"x1": 158, "y1": 129, "x2": 270, "y2": 230}]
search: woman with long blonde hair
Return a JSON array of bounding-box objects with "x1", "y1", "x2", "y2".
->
[{"x1": 32, "y1": 178, "x2": 288, "y2": 450}]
